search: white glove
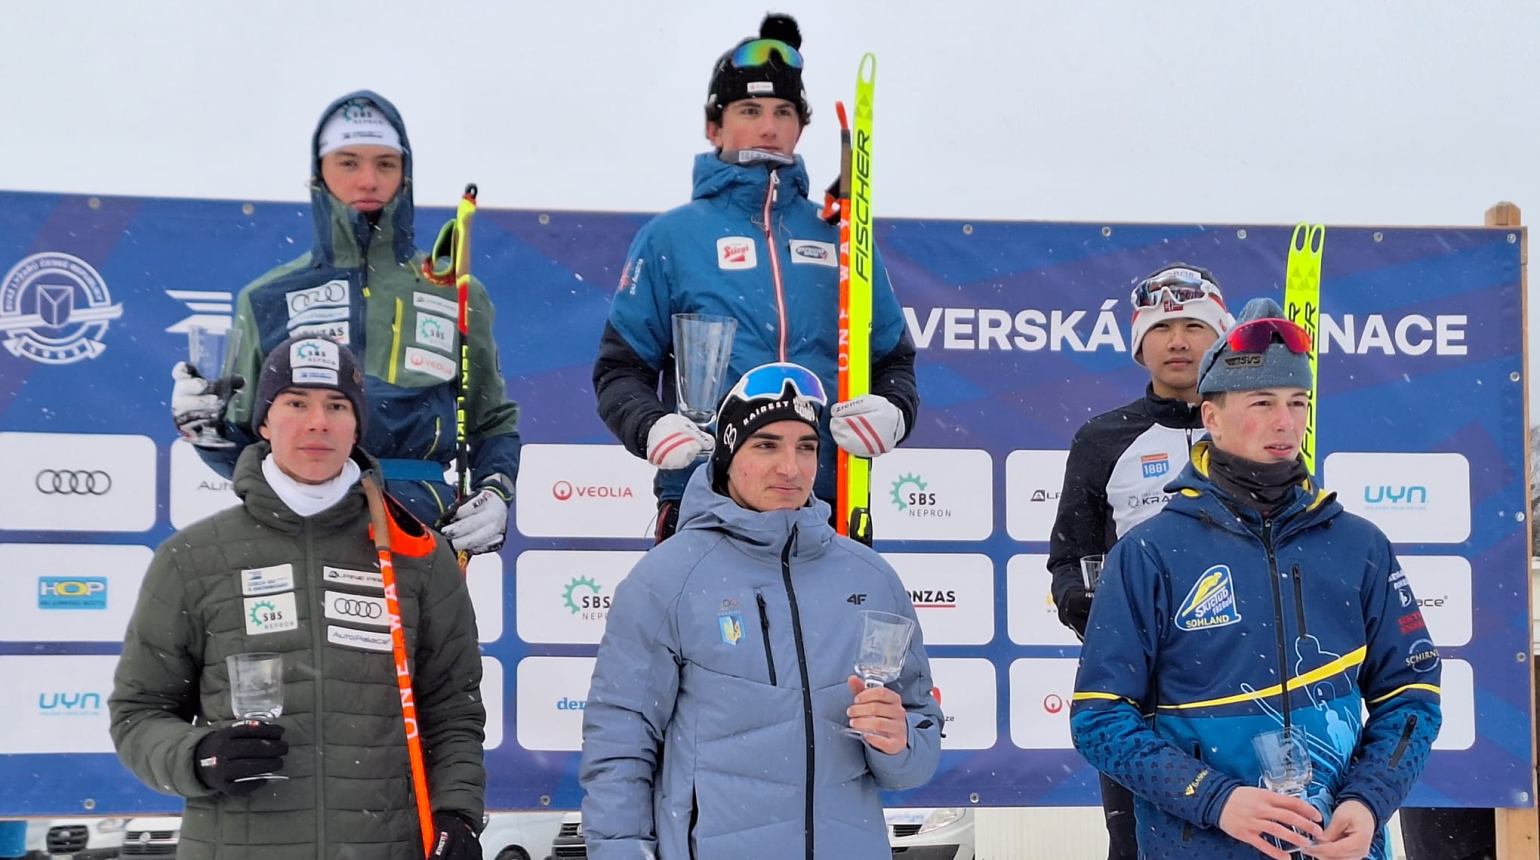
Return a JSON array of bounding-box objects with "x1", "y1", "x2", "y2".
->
[
  {"x1": 442, "y1": 488, "x2": 509, "y2": 554},
  {"x1": 646, "y1": 414, "x2": 714, "y2": 470},
  {"x1": 830, "y1": 394, "x2": 905, "y2": 458},
  {"x1": 172, "y1": 361, "x2": 238, "y2": 447}
]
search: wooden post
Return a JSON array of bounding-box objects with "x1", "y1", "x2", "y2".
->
[{"x1": 1489, "y1": 200, "x2": 1537, "y2": 860}]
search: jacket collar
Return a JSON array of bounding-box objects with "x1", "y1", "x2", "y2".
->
[
  {"x1": 233, "y1": 442, "x2": 375, "y2": 535},
  {"x1": 690, "y1": 151, "x2": 812, "y2": 214},
  {"x1": 1162, "y1": 441, "x2": 1339, "y2": 540},
  {"x1": 676, "y1": 466, "x2": 833, "y2": 563},
  {"x1": 306, "y1": 89, "x2": 417, "y2": 269},
  {"x1": 1142, "y1": 384, "x2": 1204, "y2": 429}
]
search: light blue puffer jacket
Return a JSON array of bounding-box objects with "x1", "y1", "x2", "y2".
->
[{"x1": 579, "y1": 468, "x2": 942, "y2": 860}]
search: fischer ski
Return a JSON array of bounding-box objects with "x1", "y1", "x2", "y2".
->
[{"x1": 1283, "y1": 223, "x2": 1325, "y2": 475}]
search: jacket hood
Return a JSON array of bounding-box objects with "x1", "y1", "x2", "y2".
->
[
  {"x1": 308, "y1": 90, "x2": 416, "y2": 267},
  {"x1": 691, "y1": 151, "x2": 812, "y2": 211},
  {"x1": 1161, "y1": 441, "x2": 1340, "y2": 538},
  {"x1": 675, "y1": 463, "x2": 833, "y2": 561}
]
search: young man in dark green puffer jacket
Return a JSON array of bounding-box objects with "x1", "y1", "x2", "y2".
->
[{"x1": 113, "y1": 336, "x2": 486, "y2": 860}]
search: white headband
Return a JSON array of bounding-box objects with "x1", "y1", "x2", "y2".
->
[{"x1": 317, "y1": 100, "x2": 402, "y2": 158}]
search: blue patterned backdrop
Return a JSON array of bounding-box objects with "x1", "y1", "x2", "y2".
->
[{"x1": 0, "y1": 190, "x2": 1527, "y2": 813}]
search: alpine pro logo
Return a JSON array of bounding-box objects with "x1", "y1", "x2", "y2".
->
[
  {"x1": 1175, "y1": 565, "x2": 1243, "y2": 631},
  {"x1": 716, "y1": 237, "x2": 757, "y2": 270},
  {"x1": 0, "y1": 252, "x2": 123, "y2": 364}
]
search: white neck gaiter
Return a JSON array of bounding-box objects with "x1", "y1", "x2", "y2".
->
[{"x1": 262, "y1": 455, "x2": 361, "y2": 518}]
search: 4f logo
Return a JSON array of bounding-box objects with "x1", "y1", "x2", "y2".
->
[{"x1": 847, "y1": 593, "x2": 867, "y2": 606}]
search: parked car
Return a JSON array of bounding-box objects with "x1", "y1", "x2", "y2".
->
[
  {"x1": 23, "y1": 819, "x2": 49, "y2": 860},
  {"x1": 545, "y1": 808, "x2": 975, "y2": 860},
  {"x1": 549, "y1": 811, "x2": 584, "y2": 859},
  {"x1": 43, "y1": 817, "x2": 130, "y2": 859},
  {"x1": 480, "y1": 811, "x2": 565, "y2": 860},
  {"x1": 885, "y1": 807, "x2": 974, "y2": 860},
  {"x1": 121, "y1": 816, "x2": 181, "y2": 857}
]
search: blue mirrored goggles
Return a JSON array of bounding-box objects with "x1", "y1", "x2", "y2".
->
[
  {"x1": 730, "y1": 39, "x2": 803, "y2": 69},
  {"x1": 728, "y1": 362, "x2": 828, "y2": 406},
  {"x1": 1130, "y1": 269, "x2": 1222, "y2": 310}
]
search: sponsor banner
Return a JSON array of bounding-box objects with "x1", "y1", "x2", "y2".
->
[
  {"x1": 871, "y1": 448, "x2": 994, "y2": 541},
  {"x1": 482, "y1": 657, "x2": 505, "y2": 750},
  {"x1": 716, "y1": 237, "x2": 757, "y2": 270},
  {"x1": 516, "y1": 551, "x2": 643, "y2": 645},
  {"x1": 324, "y1": 591, "x2": 389, "y2": 628},
  {"x1": 169, "y1": 439, "x2": 240, "y2": 528},
  {"x1": 467, "y1": 553, "x2": 505, "y2": 643},
  {"x1": 1433, "y1": 659, "x2": 1474, "y2": 751},
  {"x1": 514, "y1": 444, "x2": 658, "y2": 539},
  {"x1": 404, "y1": 346, "x2": 457, "y2": 381},
  {"x1": 516, "y1": 656, "x2": 596, "y2": 752},
  {"x1": 0, "y1": 544, "x2": 152, "y2": 643},
  {"x1": 1397, "y1": 556, "x2": 1472, "y2": 648},
  {"x1": 327, "y1": 625, "x2": 391, "y2": 652},
  {"x1": 0, "y1": 655, "x2": 118, "y2": 753},
  {"x1": 929, "y1": 658, "x2": 997, "y2": 750},
  {"x1": 1323, "y1": 452, "x2": 1471, "y2": 543},
  {"x1": 244, "y1": 592, "x2": 298, "y2": 635},
  {"x1": 884, "y1": 553, "x2": 994, "y2": 645},
  {"x1": 1008, "y1": 657, "x2": 1079, "y2": 750},
  {"x1": 0, "y1": 432, "x2": 156, "y2": 532},
  {"x1": 1005, "y1": 554, "x2": 1081, "y2": 647},
  {"x1": 1004, "y1": 450, "x2": 1070, "y2": 541}
]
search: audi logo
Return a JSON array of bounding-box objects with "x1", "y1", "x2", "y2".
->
[
  {"x1": 332, "y1": 597, "x2": 383, "y2": 619},
  {"x1": 287, "y1": 282, "x2": 348, "y2": 312},
  {"x1": 35, "y1": 470, "x2": 112, "y2": 495}
]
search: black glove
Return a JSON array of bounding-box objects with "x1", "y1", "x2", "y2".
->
[
  {"x1": 428, "y1": 812, "x2": 482, "y2": 860},
  {"x1": 1057, "y1": 587, "x2": 1094, "y2": 638},
  {"x1": 194, "y1": 720, "x2": 287, "y2": 796}
]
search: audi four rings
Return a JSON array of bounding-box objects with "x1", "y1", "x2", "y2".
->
[
  {"x1": 35, "y1": 469, "x2": 112, "y2": 495},
  {"x1": 333, "y1": 597, "x2": 384, "y2": 619}
]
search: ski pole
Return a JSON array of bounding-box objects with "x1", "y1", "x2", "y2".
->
[
  {"x1": 361, "y1": 471, "x2": 437, "y2": 857},
  {"x1": 424, "y1": 184, "x2": 479, "y2": 571}
]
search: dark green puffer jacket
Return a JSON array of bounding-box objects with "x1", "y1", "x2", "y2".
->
[{"x1": 109, "y1": 443, "x2": 485, "y2": 859}]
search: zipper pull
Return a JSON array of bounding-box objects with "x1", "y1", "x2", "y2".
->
[{"x1": 757, "y1": 593, "x2": 770, "y2": 630}]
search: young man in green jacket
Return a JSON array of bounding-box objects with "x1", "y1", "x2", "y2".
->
[{"x1": 114, "y1": 336, "x2": 486, "y2": 860}]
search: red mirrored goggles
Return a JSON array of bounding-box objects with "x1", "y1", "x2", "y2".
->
[{"x1": 1225, "y1": 317, "x2": 1312, "y2": 354}]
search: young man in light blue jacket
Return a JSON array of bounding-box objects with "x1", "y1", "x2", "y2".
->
[{"x1": 580, "y1": 363, "x2": 942, "y2": 860}]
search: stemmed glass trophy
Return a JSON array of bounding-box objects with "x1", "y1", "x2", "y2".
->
[
  {"x1": 842, "y1": 610, "x2": 916, "y2": 740},
  {"x1": 672, "y1": 313, "x2": 738, "y2": 442},
  {"x1": 227, "y1": 652, "x2": 289, "y2": 784}
]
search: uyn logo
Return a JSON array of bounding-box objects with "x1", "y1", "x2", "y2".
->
[
  {"x1": 39, "y1": 692, "x2": 102, "y2": 714},
  {"x1": 1363, "y1": 485, "x2": 1429, "y2": 511}
]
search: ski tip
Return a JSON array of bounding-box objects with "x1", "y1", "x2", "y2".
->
[
  {"x1": 464, "y1": 183, "x2": 478, "y2": 200},
  {"x1": 836, "y1": 101, "x2": 849, "y2": 130},
  {"x1": 858, "y1": 53, "x2": 877, "y2": 83}
]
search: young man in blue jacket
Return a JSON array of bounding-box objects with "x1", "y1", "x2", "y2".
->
[
  {"x1": 591, "y1": 14, "x2": 919, "y2": 542},
  {"x1": 1072, "y1": 298, "x2": 1442, "y2": 860},
  {"x1": 580, "y1": 363, "x2": 942, "y2": 860}
]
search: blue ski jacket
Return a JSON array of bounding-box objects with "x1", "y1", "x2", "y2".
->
[
  {"x1": 1072, "y1": 443, "x2": 1442, "y2": 859},
  {"x1": 592, "y1": 152, "x2": 918, "y2": 504},
  {"x1": 579, "y1": 467, "x2": 943, "y2": 860},
  {"x1": 200, "y1": 90, "x2": 521, "y2": 524}
]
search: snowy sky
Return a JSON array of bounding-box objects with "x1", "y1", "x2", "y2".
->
[{"x1": 1, "y1": 0, "x2": 1535, "y2": 396}]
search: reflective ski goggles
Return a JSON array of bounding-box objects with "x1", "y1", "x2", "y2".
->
[
  {"x1": 1130, "y1": 268, "x2": 1223, "y2": 310},
  {"x1": 1225, "y1": 318, "x2": 1313, "y2": 354},
  {"x1": 730, "y1": 38, "x2": 803, "y2": 69},
  {"x1": 727, "y1": 362, "x2": 827, "y2": 406}
]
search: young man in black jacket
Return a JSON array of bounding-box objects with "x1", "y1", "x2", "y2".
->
[{"x1": 1046, "y1": 263, "x2": 1232, "y2": 859}]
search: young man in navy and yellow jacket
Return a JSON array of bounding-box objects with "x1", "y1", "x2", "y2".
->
[{"x1": 1071, "y1": 298, "x2": 1441, "y2": 860}]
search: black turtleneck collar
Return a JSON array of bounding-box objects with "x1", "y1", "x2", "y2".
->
[
  {"x1": 1206, "y1": 445, "x2": 1310, "y2": 515},
  {"x1": 1143, "y1": 384, "x2": 1203, "y2": 429}
]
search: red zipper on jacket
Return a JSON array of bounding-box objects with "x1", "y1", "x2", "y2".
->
[{"x1": 762, "y1": 170, "x2": 789, "y2": 361}]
